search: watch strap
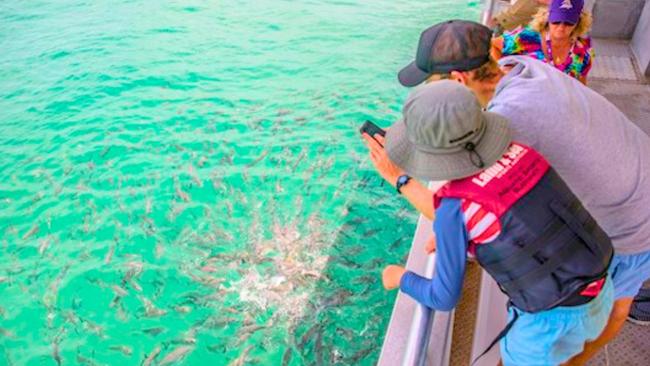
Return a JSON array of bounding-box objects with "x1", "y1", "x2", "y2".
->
[{"x1": 396, "y1": 175, "x2": 412, "y2": 194}]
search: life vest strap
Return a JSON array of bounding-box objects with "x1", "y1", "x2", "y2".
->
[{"x1": 500, "y1": 234, "x2": 581, "y2": 294}]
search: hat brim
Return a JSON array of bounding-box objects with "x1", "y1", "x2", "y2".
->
[
  {"x1": 398, "y1": 61, "x2": 431, "y2": 87},
  {"x1": 385, "y1": 111, "x2": 512, "y2": 181},
  {"x1": 548, "y1": 12, "x2": 579, "y2": 25}
]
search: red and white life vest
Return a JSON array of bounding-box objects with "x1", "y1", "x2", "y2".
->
[{"x1": 435, "y1": 143, "x2": 612, "y2": 312}]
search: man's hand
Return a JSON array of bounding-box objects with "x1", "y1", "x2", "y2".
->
[
  {"x1": 382, "y1": 265, "x2": 406, "y2": 290},
  {"x1": 362, "y1": 133, "x2": 405, "y2": 188},
  {"x1": 425, "y1": 235, "x2": 437, "y2": 254}
]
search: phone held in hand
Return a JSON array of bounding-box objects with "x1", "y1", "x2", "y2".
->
[{"x1": 359, "y1": 120, "x2": 386, "y2": 146}]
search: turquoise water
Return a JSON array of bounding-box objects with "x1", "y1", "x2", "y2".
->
[{"x1": 0, "y1": 1, "x2": 479, "y2": 365}]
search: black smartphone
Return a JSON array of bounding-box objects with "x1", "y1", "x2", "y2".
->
[{"x1": 359, "y1": 120, "x2": 386, "y2": 146}]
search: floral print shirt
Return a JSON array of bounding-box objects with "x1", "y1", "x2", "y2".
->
[{"x1": 494, "y1": 26, "x2": 594, "y2": 80}]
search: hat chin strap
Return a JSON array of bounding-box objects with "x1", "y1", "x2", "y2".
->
[{"x1": 464, "y1": 142, "x2": 485, "y2": 168}]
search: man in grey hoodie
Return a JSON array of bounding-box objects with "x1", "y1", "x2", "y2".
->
[{"x1": 393, "y1": 20, "x2": 650, "y2": 364}]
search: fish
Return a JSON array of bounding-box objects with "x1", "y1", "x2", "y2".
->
[
  {"x1": 222, "y1": 306, "x2": 239, "y2": 315},
  {"x1": 142, "y1": 327, "x2": 165, "y2": 336},
  {"x1": 0, "y1": 327, "x2": 15, "y2": 338},
  {"x1": 334, "y1": 256, "x2": 361, "y2": 269},
  {"x1": 145, "y1": 198, "x2": 153, "y2": 214},
  {"x1": 175, "y1": 181, "x2": 191, "y2": 202},
  {"x1": 238, "y1": 323, "x2": 266, "y2": 339},
  {"x1": 142, "y1": 346, "x2": 161, "y2": 366},
  {"x1": 198, "y1": 156, "x2": 208, "y2": 168},
  {"x1": 155, "y1": 241, "x2": 164, "y2": 259},
  {"x1": 122, "y1": 261, "x2": 144, "y2": 284},
  {"x1": 104, "y1": 245, "x2": 115, "y2": 264},
  {"x1": 362, "y1": 228, "x2": 382, "y2": 238},
  {"x1": 83, "y1": 319, "x2": 105, "y2": 337},
  {"x1": 200, "y1": 265, "x2": 218, "y2": 273},
  {"x1": 168, "y1": 203, "x2": 186, "y2": 222},
  {"x1": 314, "y1": 331, "x2": 324, "y2": 366},
  {"x1": 22, "y1": 224, "x2": 39, "y2": 240},
  {"x1": 352, "y1": 275, "x2": 375, "y2": 285},
  {"x1": 321, "y1": 290, "x2": 352, "y2": 309},
  {"x1": 228, "y1": 346, "x2": 252, "y2": 366},
  {"x1": 299, "y1": 323, "x2": 320, "y2": 347},
  {"x1": 129, "y1": 279, "x2": 143, "y2": 292},
  {"x1": 100, "y1": 145, "x2": 112, "y2": 158},
  {"x1": 281, "y1": 347, "x2": 293, "y2": 366},
  {"x1": 32, "y1": 191, "x2": 45, "y2": 203},
  {"x1": 335, "y1": 327, "x2": 355, "y2": 341},
  {"x1": 188, "y1": 164, "x2": 203, "y2": 187},
  {"x1": 277, "y1": 109, "x2": 292, "y2": 116},
  {"x1": 389, "y1": 237, "x2": 403, "y2": 250},
  {"x1": 158, "y1": 345, "x2": 193, "y2": 366},
  {"x1": 224, "y1": 200, "x2": 233, "y2": 217},
  {"x1": 140, "y1": 296, "x2": 167, "y2": 318},
  {"x1": 347, "y1": 347, "x2": 373, "y2": 364},
  {"x1": 112, "y1": 285, "x2": 128, "y2": 297},
  {"x1": 174, "y1": 305, "x2": 191, "y2": 314},
  {"x1": 210, "y1": 170, "x2": 225, "y2": 192},
  {"x1": 38, "y1": 237, "x2": 51, "y2": 255},
  {"x1": 291, "y1": 149, "x2": 307, "y2": 172},
  {"x1": 246, "y1": 149, "x2": 269, "y2": 167},
  {"x1": 52, "y1": 341, "x2": 62, "y2": 366},
  {"x1": 109, "y1": 345, "x2": 133, "y2": 356},
  {"x1": 76, "y1": 350, "x2": 99, "y2": 366},
  {"x1": 203, "y1": 316, "x2": 236, "y2": 329},
  {"x1": 275, "y1": 179, "x2": 284, "y2": 194}
]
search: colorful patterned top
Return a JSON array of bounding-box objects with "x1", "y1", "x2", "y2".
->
[{"x1": 493, "y1": 26, "x2": 594, "y2": 81}]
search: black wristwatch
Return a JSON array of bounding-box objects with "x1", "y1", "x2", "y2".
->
[{"x1": 395, "y1": 174, "x2": 412, "y2": 194}]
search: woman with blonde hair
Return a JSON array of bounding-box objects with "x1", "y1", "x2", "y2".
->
[{"x1": 492, "y1": 0, "x2": 593, "y2": 84}]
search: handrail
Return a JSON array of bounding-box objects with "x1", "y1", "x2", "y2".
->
[
  {"x1": 402, "y1": 252, "x2": 436, "y2": 366},
  {"x1": 378, "y1": 182, "x2": 447, "y2": 366}
]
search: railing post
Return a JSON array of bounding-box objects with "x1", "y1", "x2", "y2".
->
[{"x1": 481, "y1": 0, "x2": 497, "y2": 26}]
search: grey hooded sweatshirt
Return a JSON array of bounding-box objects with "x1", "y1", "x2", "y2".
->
[{"x1": 488, "y1": 56, "x2": 650, "y2": 255}]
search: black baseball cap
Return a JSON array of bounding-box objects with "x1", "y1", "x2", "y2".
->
[{"x1": 398, "y1": 20, "x2": 493, "y2": 87}]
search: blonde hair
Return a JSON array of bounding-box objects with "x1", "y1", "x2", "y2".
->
[{"x1": 529, "y1": 8, "x2": 593, "y2": 39}]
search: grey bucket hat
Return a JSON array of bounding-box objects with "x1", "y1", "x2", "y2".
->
[{"x1": 385, "y1": 80, "x2": 512, "y2": 181}]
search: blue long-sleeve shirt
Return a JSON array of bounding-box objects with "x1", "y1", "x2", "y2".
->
[{"x1": 399, "y1": 198, "x2": 468, "y2": 311}]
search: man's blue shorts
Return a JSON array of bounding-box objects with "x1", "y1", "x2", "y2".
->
[
  {"x1": 500, "y1": 277, "x2": 614, "y2": 366},
  {"x1": 610, "y1": 250, "x2": 650, "y2": 299}
]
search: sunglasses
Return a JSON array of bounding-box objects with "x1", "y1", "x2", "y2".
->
[{"x1": 550, "y1": 21, "x2": 576, "y2": 26}]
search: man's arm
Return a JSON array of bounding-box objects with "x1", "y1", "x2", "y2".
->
[{"x1": 362, "y1": 133, "x2": 434, "y2": 220}]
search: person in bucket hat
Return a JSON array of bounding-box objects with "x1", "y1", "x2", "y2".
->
[
  {"x1": 362, "y1": 80, "x2": 614, "y2": 365},
  {"x1": 397, "y1": 18, "x2": 650, "y2": 365}
]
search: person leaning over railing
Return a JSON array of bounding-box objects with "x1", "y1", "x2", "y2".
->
[
  {"x1": 491, "y1": 0, "x2": 593, "y2": 84},
  {"x1": 362, "y1": 80, "x2": 613, "y2": 366},
  {"x1": 396, "y1": 19, "x2": 650, "y2": 366}
]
